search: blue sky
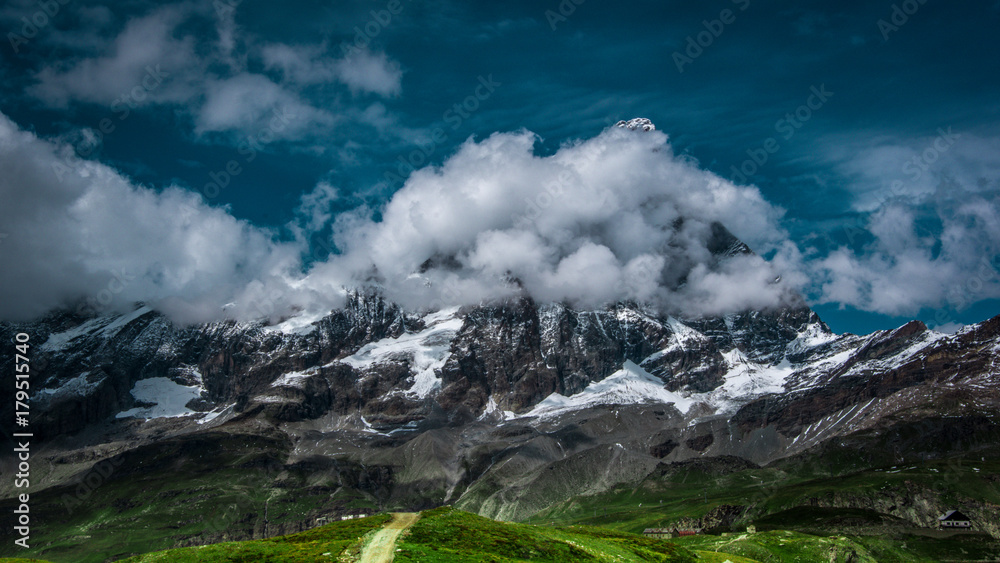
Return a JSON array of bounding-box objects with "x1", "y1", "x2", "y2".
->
[{"x1": 1, "y1": 0, "x2": 999, "y2": 333}]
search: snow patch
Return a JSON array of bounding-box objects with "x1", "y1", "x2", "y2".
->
[
  {"x1": 41, "y1": 319, "x2": 104, "y2": 351},
  {"x1": 690, "y1": 350, "x2": 794, "y2": 413},
  {"x1": 785, "y1": 322, "x2": 837, "y2": 356},
  {"x1": 197, "y1": 404, "x2": 234, "y2": 425},
  {"x1": 116, "y1": 377, "x2": 204, "y2": 419},
  {"x1": 269, "y1": 309, "x2": 328, "y2": 335},
  {"x1": 37, "y1": 372, "x2": 103, "y2": 400},
  {"x1": 642, "y1": 317, "x2": 708, "y2": 363},
  {"x1": 271, "y1": 370, "x2": 316, "y2": 388},
  {"x1": 41, "y1": 306, "x2": 153, "y2": 351},
  {"x1": 341, "y1": 307, "x2": 462, "y2": 398},
  {"x1": 520, "y1": 360, "x2": 694, "y2": 420},
  {"x1": 479, "y1": 396, "x2": 517, "y2": 421},
  {"x1": 100, "y1": 305, "x2": 153, "y2": 335}
]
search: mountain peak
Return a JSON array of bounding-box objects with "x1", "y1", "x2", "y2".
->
[{"x1": 615, "y1": 117, "x2": 656, "y2": 131}]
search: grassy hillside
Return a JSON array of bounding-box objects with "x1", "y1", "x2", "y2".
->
[
  {"x1": 525, "y1": 450, "x2": 1000, "y2": 536},
  {"x1": 9, "y1": 507, "x2": 748, "y2": 563},
  {"x1": 7, "y1": 506, "x2": 1000, "y2": 562},
  {"x1": 671, "y1": 529, "x2": 1000, "y2": 563},
  {"x1": 119, "y1": 513, "x2": 391, "y2": 562},
  {"x1": 0, "y1": 432, "x2": 385, "y2": 563},
  {"x1": 393, "y1": 506, "x2": 702, "y2": 562},
  {"x1": 4, "y1": 417, "x2": 998, "y2": 562}
]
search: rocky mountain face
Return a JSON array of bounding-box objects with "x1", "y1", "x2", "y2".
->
[
  {"x1": 2, "y1": 230, "x2": 999, "y2": 558},
  {"x1": 3, "y1": 286, "x2": 998, "y2": 502}
]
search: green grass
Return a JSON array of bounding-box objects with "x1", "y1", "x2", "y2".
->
[
  {"x1": 392, "y1": 506, "x2": 703, "y2": 562},
  {"x1": 118, "y1": 513, "x2": 391, "y2": 562},
  {"x1": 524, "y1": 452, "x2": 1000, "y2": 536},
  {"x1": 4, "y1": 418, "x2": 999, "y2": 561},
  {"x1": 0, "y1": 432, "x2": 385, "y2": 563},
  {"x1": 16, "y1": 507, "x2": 750, "y2": 563},
  {"x1": 689, "y1": 552, "x2": 761, "y2": 563},
  {"x1": 517, "y1": 448, "x2": 1000, "y2": 562},
  {"x1": 670, "y1": 529, "x2": 1000, "y2": 563},
  {"x1": 670, "y1": 530, "x2": 880, "y2": 562}
]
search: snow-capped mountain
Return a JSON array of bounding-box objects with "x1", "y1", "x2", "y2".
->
[
  {"x1": 2, "y1": 201, "x2": 999, "y2": 548},
  {"x1": 3, "y1": 285, "x2": 999, "y2": 515}
]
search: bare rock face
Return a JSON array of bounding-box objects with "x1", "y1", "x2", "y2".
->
[{"x1": 616, "y1": 117, "x2": 657, "y2": 131}]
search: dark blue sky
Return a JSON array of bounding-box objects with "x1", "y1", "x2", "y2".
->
[{"x1": 2, "y1": 0, "x2": 999, "y2": 332}]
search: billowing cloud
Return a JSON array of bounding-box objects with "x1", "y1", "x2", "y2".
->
[
  {"x1": 306, "y1": 125, "x2": 801, "y2": 316},
  {"x1": 0, "y1": 115, "x2": 804, "y2": 324},
  {"x1": 0, "y1": 112, "x2": 308, "y2": 324},
  {"x1": 12, "y1": 102, "x2": 998, "y2": 326},
  {"x1": 806, "y1": 131, "x2": 1000, "y2": 317},
  {"x1": 809, "y1": 193, "x2": 1000, "y2": 317},
  {"x1": 332, "y1": 49, "x2": 403, "y2": 97}
]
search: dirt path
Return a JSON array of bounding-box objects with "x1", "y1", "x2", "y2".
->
[{"x1": 358, "y1": 512, "x2": 420, "y2": 563}]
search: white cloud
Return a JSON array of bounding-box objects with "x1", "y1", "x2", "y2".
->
[
  {"x1": 20, "y1": 107, "x2": 998, "y2": 326},
  {"x1": 810, "y1": 196, "x2": 1000, "y2": 316},
  {"x1": 261, "y1": 43, "x2": 336, "y2": 84},
  {"x1": 305, "y1": 125, "x2": 798, "y2": 316},
  {"x1": 826, "y1": 131, "x2": 1000, "y2": 212},
  {"x1": 24, "y1": 4, "x2": 402, "y2": 146},
  {"x1": 195, "y1": 73, "x2": 336, "y2": 138},
  {"x1": 807, "y1": 131, "x2": 1000, "y2": 316},
  {"x1": 0, "y1": 112, "x2": 310, "y2": 324},
  {"x1": 334, "y1": 49, "x2": 402, "y2": 97},
  {"x1": 263, "y1": 43, "x2": 403, "y2": 97},
  {"x1": 294, "y1": 182, "x2": 339, "y2": 233},
  {"x1": 30, "y1": 6, "x2": 200, "y2": 108}
]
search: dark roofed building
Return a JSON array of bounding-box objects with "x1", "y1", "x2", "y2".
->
[{"x1": 938, "y1": 510, "x2": 972, "y2": 529}]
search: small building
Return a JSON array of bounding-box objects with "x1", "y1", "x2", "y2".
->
[
  {"x1": 642, "y1": 528, "x2": 674, "y2": 539},
  {"x1": 676, "y1": 530, "x2": 699, "y2": 537},
  {"x1": 341, "y1": 513, "x2": 369, "y2": 521},
  {"x1": 938, "y1": 510, "x2": 973, "y2": 529}
]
